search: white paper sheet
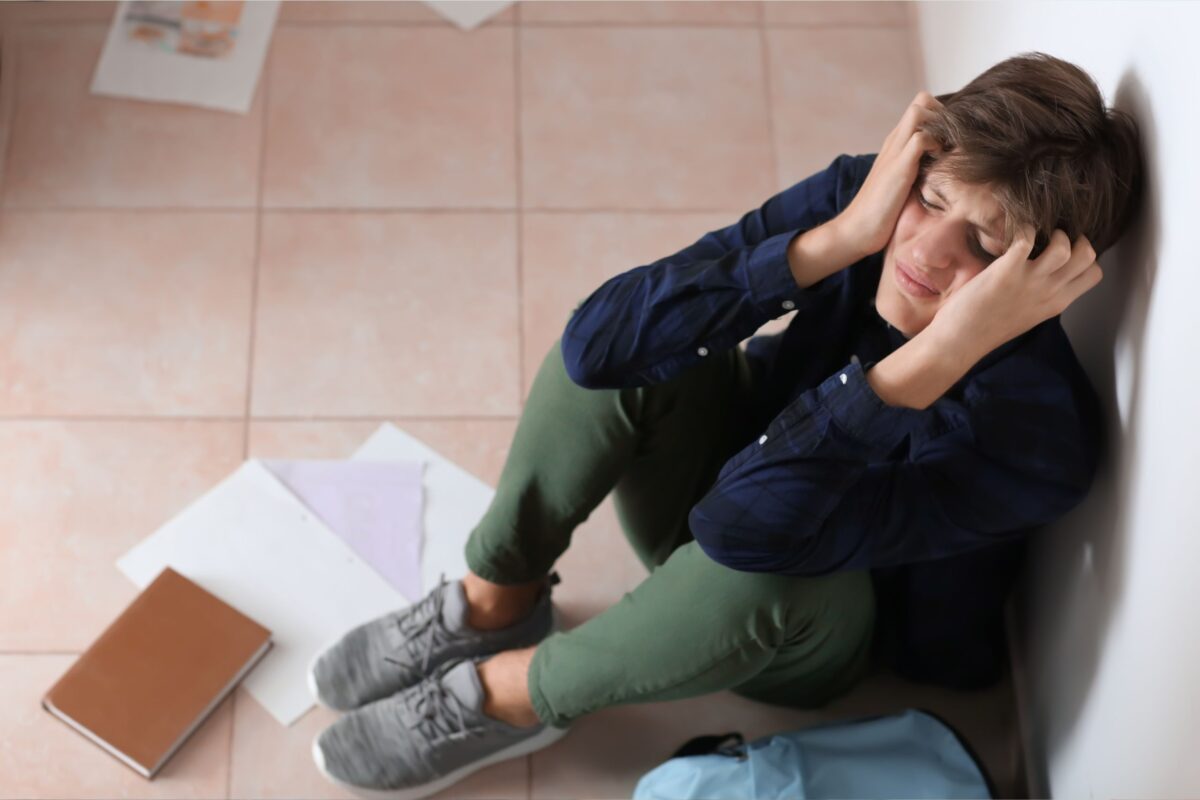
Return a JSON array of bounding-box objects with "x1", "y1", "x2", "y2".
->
[
  {"x1": 91, "y1": 1, "x2": 280, "y2": 113},
  {"x1": 353, "y1": 423, "x2": 496, "y2": 594},
  {"x1": 117, "y1": 459, "x2": 409, "y2": 726},
  {"x1": 117, "y1": 422, "x2": 498, "y2": 726},
  {"x1": 420, "y1": 0, "x2": 512, "y2": 30}
]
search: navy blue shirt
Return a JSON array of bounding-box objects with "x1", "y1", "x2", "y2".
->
[{"x1": 560, "y1": 153, "x2": 1103, "y2": 689}]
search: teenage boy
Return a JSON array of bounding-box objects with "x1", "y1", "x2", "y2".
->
[{"x1": 308, "y1": 52, "x2": 1143, "y2": 800}]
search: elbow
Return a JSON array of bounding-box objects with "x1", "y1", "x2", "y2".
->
[
  {"x1": 688, "y1": 506, "x2": 728, "y2": 564},
  {"x1": 559, "y1": 335, "x2": 602, "y2": 389},
  {"x1": 558, "y1": 308, "x2": 598, "y2": 388},
  {"x1": 688, "y1": 506, "x2": 759, "y2": 572}
]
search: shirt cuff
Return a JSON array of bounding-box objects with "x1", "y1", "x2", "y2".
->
[
  {"x1": 743, "y1": 228, "x2": 841, "y2": 316},
  {"x1": 815, "y1": 360, "x2": 925, "y2": 455}
]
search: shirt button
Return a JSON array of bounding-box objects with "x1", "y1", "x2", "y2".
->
[
  {"x1": 839, "y1": 373, "x2": 848, "y2": 385},
  {"x1": 697, "y1": 346, "x2": 709, "y2": 357},
  {"x1": 850, "y1": 354, "x2": 860, "y2": 366},
  {"x1": 782, "y1": 299, "x2": 796, "y2": 310},
  {"x1": 759, "y1": 434, "x2": 768, "y2": 444}
]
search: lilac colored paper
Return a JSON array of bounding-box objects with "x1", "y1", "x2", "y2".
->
[{"x1": 263, "y1": 459, "x2": 424, "y2": 603}]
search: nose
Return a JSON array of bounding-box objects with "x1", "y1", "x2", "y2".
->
[{"x1": 909, "y1": 219, "x2": 962, "y2": 272}]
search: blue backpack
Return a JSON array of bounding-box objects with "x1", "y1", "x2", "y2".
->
[{"x1": 633, "y1": 708, "x2": 994, "y2": 799}]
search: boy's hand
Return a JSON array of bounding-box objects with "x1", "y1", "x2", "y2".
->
[
  {"x1": 834, "y1": 91, "x2": 944, "y2": 256},
  {"x1": 930, "y1": 224, "x2": 1103, "y2": 354}
]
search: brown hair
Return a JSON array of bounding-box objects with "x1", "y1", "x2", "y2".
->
[{"x1": 918, "y1": 51, "x2": 1143, "y2": 260}]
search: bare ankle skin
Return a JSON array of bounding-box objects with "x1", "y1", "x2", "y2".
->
[
  {"x1": 461, "y1": 571, "x2": 545, "y2": 631},
  {"x1": 478, "y1": 646, "x2": 541, "y2": 728}
]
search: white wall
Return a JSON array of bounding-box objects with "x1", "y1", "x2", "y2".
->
[{"x1": 912, "y1": 2, "x2": 1200, "y2": 797}]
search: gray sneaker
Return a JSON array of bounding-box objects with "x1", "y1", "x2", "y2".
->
[
  {"x1": 312, "y1": 655, "x2": 569, "y2": 799},
  {"x1": 308, "y1": 571, "x2": 562, "y2": 712}
]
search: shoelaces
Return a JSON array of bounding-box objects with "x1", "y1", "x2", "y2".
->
[
  {"x1": 385, "y1": 572, "x2": 451, "y2": 675},
  {"x1": 407, "y1": 660, "x2": 488, "y2": 742}
]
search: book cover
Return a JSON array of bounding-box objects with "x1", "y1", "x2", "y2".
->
[{"x1": 43, "y1": 566, "x2": 271, "y2": 778}]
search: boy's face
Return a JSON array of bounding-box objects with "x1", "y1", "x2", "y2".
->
[{"x1": 876, "y1": 169, "x2": 1009, "y2": 338}]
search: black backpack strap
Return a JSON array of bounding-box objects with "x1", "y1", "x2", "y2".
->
[{"x1": 669, "y1": 731, "x2": 747, "y2": 761}]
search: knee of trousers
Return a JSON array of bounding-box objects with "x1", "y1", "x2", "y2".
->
[{"x1": 662, "y1": 541, "x2": 873, "y2": 651}]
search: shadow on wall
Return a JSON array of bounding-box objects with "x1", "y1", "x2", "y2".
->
[{"x1": 1013, "y1": 68, "x2": 1160, "y2": 795}]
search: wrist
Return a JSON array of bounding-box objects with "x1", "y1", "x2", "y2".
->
[
  {"x1": 787, "y1": 219, "x2": 870, "y2": 289},
  {"x1": 865, "y1": 323, "x2": 984, "y2": 410},
  {"x1": 924, "y1": 315, "x2": 1002, "y2": 364}
]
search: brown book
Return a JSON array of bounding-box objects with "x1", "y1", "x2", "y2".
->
[{"x1": 42, "y1": 566, "x2": 272, "y2": 779}]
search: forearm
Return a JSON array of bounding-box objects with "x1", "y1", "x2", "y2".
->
[
  {"x1": 865, "y1": 320, "x2": 994, "y2": 411},
  {"x1": 786, "y1": 219, "x2": 870, "y2": 289}
]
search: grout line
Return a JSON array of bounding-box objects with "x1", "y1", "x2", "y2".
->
[
  {"x1": 242, "y1": 39, "x2": 271, "y2": 460},
  {"x1": 0, "y1": 414, "x2": 521, "y2": 422},
  {"x1": 17, "y1": 17, "x2": 909, "y2": 31},
  {"x1": 225, "y1": 26, "x2": 275, "y2": 800},
  {"x1": 0, "y1": 415, "x2": 247, "y2": 422},
  {"x1": 513, "y1": 11, "x2": 526, "y2": 420},
  {"x1": 2, "y1": 205, "x2": 756, "y2": 214}
]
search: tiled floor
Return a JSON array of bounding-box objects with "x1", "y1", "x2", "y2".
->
[{"x1": 0, "y1": 1, "x2": 1024, "y2": 798}]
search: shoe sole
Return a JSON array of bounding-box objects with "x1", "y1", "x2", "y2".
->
[
  {"x1": 306, "y1": 603, "x2": 565, "y2": 713},
  {"x1": 312, "y1": 718, "x2": 569, "y2": 800}
]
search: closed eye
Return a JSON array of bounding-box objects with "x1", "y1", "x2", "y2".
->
[{"x1": 917, "y1": 193, "x2": 999, "y2": 263}]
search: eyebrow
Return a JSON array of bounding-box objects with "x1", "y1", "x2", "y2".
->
[{"x1": 926, "y1": 180, "x2": 1004, "y2": 241}]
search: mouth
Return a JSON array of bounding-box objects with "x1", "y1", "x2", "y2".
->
[{"x1": 894, "y1": 260, "x2": 939, "y2": 297}]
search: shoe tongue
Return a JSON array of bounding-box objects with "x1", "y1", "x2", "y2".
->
[
  {"x1": 441, "y1": 659, "x2": 484, "y2": 710},
  {"x1": 439, "y1": 579, "x2": 470, "y2": 632}
]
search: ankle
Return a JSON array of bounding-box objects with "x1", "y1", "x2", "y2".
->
[
  {"x1": 478, "y1": 648, "x2": 540, "y2": 728},
  {"x1": 461, "y1": 572, "x2": 544, "y2": 631}
]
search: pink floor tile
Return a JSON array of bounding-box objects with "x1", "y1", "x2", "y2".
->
[
  {"x1": 252, "y1": 212, "x2": 520, "y2": 417},
  {"x1": 0, "y1": 421, "x2": 244, "y2": 651},
  {"x1": 3, "y1": 26, "x2": 263, "y2": 209},
  {"x1": 262, "y1": 26, "x2": 516, "y2": 209},
  {"x1": 520, "y1": 27, "x2": 775, "y2": 210},
  {"x1": 0, "y1": 212, "x2": 254, "y2": 416},
  {"x1": 766, "y1": 26, "x2": 920, "y2": 186},
  {"x1": 230, "y1": 695, "x2": 356, "y2": 800},
  {"x1": 763, "y1": 0, "x2": 909, "y2": 27},
  {"x1": 2, "y1": 655, "x2": 233, "y2": 798},
  {"x1": 279, "y1": 0, "x2": 515, "y2": 25},
  {"x1": 520, "y1": 0, "x2": 761, "y2": 25}
]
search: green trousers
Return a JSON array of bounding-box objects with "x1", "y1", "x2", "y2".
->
[{"x1": 464, "y1": 339, "x2": 876, "y2": 729}]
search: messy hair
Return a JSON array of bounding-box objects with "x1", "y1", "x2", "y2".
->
[{"x1": 918, "y1": 51, "x2": 1144, "y2": 260}]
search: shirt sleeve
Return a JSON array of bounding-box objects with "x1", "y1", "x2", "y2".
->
[
  {"x1": 560, "y1": 153, "x2": 872, "y2": 389},
  {"x1": 688, "y1": 354, "x2": 1096, "y2": 575}
]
